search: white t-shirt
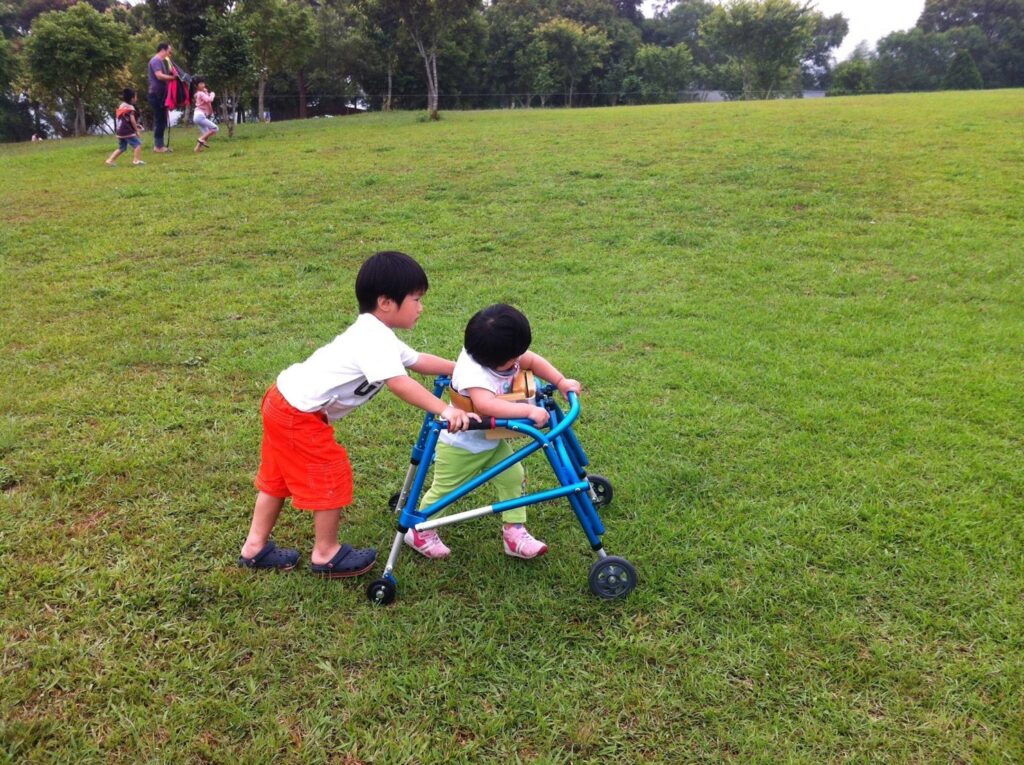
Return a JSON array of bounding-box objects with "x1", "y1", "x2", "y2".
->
[
  {"x1": 440, "y1": 347, "x2": 521, "y2": 453},
  {"x1": 276, "y1": 313, "x2": 419, "y2": 422}
]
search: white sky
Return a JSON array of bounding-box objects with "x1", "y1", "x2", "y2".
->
[{"x1": 643, "y1": 1, "x2": 926, "y2": 61}]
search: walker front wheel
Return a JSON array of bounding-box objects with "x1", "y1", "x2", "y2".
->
[
  {"x1": 588, "y1": 475, "x2": 613, "y2": 508},
  {"x1": 387, "y1": 491, "x2": 402, "y2": 512},
  {"x1": 588, "y1": 556, "x2": 636, "y2": 599},
  {"x1": 366, "y1": 576, "x2": 397, "y2": 606}
]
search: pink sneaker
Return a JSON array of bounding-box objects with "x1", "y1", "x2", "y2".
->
[
  {"x1": 404, "y1": 528, "x2": 451, "y2": 559},
  {"x1": 503, "y1": 525, "x2": 548, "y2": 559}
]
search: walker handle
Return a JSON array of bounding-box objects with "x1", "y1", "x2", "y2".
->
[{"x1": 441, "y1": 416, "x2": 497, "y2": 431}]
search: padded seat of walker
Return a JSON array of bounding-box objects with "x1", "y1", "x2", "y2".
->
[{"x1": 449, "y1": 370, "x2": 537, "y2": 439}]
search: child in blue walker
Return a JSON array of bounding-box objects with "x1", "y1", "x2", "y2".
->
[{"x1": 405, "y1": 303, "x2": 581, "y2": 560}]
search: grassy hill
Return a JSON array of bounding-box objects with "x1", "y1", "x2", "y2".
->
[{"x1": 1, "y1": 91, "x2": 1022, "y2": 763}]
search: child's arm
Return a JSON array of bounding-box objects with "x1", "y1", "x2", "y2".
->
[
  {"x1": 386, "y1": 375, "x2": 476, "y2": 430},
  {"x1": 519, "y1": 351, "x2": 581, "y2": 398},
  {"x1": 466, "y1": 387, "x2": 549, "y2": 427},
  {"x1": 408, "y1": 353, "x2": 455, "y2": 377}
]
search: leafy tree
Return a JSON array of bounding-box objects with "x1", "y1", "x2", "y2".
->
[
  {"x1": 146, "y1": 0, "x2": 227, "y2": 69},
  {"x1": 827, "y1": 58, "x2": 873, "y2": 96},
  {"x1": 701, "y1": 0, "x2": 817, "y2": 98},
  {"x1": 801, "y1": 11, "x2": 848, "y2": 89},
  {"x1": 943, "y1": 48, "x2": 984, "y2": 87},
  {"x1": 918, "y1": 0, "x2": 1024, "y2": 39},
  {"x1": 643, "y1": 0, "x2": 713, "y2": 49},
  {"x1": 25, "y1": 3, "x2": 130, "y2": 135},
  {"x1": 4, "y1": 0, "x2": 112, "y2": 38},
  {"x1": 624, "y1": 42, "x2": 693, "y2": 102},
  {"x1": 239, "y1": 0, "x2": 315, "y2": 121},
  {"x1": 917, "y1": 0, "x2": 1024, "y2": 87},
  {"x1": 0, "y1": 35, "x2": 35, "y2": 141},
  {"x1": 380, "y1": 0, "x2": 480, "y2": 120},
  {"x1": 306, "y1": 1, "x2": 381, "y2": 115},
  {"x1": 196, "y1": 8, "x2": 255, "y2": 136},
  {"x1": 356, "y1": 0, "x2": 406, "y2": 110},
  {"x1": 592, "y1": 15, "x2": 641, "y2": 106},
  {"x1": 515, "y1": 36, "x2": 557, "y2": 105},
  {"x1": 531, "y1": 17, "x2": 609, "y2": 106},
  {"x1": 873, "y1": 28, "x2": 954, "y2": 91},
  {"x1": 482, "y1": 0, "x2": 555, "y2": 107},
  {"x1": 642, "y1": 0, "x2": 718, "y2": 88}
]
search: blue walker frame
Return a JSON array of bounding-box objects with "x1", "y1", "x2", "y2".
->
[{"x1": 365, "y1": 375, "x2": 637, "y2": 604}]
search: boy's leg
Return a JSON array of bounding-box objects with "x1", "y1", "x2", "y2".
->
[
  {"x1": 106, "y1": 149, "x2": 122, "y2": 164},
  {"x1": 241, "y1": 490, "x2": 286, "y2": 558},
  {"x1": 311, "y1": 509, "x2": 341, "y2": 565},
  {"x1": 309, "y1": 508, "x2": 377, "y2": 577}
]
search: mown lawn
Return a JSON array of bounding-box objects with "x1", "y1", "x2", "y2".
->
[{"x1": 1, "y1": 91, "x2": 1022, "y2": 763}]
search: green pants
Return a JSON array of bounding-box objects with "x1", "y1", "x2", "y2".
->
[{"x1": 418, "y1": 441, "x2": 528, "y2": 524}]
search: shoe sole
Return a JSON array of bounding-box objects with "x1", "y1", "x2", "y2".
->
[
  {"x1": 404, "y1": 533, "x2": 451, "y2": 559},
  {"x1": 238, "y1": 561, "x2": 297, "y2": 572},
  {"x1": 503, "y1": 543, "x2": 548, "y2": 560},
  {"x1": 310, "y1": 560, "x2": 375, "y2": 578}
]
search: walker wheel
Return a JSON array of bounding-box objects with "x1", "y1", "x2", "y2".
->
[
  {"x1": 387, "y1": 491, "x2": 402, "y2": 512},
  {"x1": 588, "y1": 556, "x2": 636, "y2": 599},
  {"x1": 588, "y1": 475, "x2": 613, "y2": 508},
  {"x1": 366, "y1": 577, "x2": 397, "y2": 606}
]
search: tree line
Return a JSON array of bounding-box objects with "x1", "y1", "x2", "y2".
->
[{"x1": 1, "y1": 0, "x2": 1021, "y2": 141}]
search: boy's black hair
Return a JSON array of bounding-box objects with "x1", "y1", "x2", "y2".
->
[
  {"x1": 157, "y1": 42, "x2": 170, "y2": 52},
  {"x1": 464, "y1": 304, "x2": 532, "y2": 370},
  {"x1": 355, "y1": 251, "x2": 429, "y2": 313},
  {"x1": 122, "y1": 87, "x2": 135, "y2": 102}
]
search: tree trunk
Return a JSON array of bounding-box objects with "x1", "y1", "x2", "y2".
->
[
  {"x1": 220, "y1": 98, "x2": 236, "y2": 138},
  {"x1": 74, "y1": 95, "x2": 86, "y2": 136},
  {"x1": 430, "y1": 52, "x2": 439, "y2": 118},
  {"x1": 412, "y1": 35, "x2": 440, "y2": 120},
  {"x1": 257, "y1": 74, "x2": 267, "y2": 122},
  {"x1": 384, "y1": 63, "x2": 393, "y2": 111},
  {"x1": 297, "y1": 69, "x2": 308, "y2": 119}
]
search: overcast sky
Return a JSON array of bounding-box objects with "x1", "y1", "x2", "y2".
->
[{"x1": 643, "y1": 1, "x2": 926, "y2": 61}]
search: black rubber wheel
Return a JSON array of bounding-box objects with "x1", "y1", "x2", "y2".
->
[
  {"x1": 366, "y1": 577, "x2": 397, "y2": 606},
  {"x1": 588, "y1": 475, "x2": 613, "y2": 508},
  {"x1": 588, "y1": 556, "x2": 637, "y2": 599},
  {"x1": 388, "y1": 491, "x2": 402, "y2": 512}
]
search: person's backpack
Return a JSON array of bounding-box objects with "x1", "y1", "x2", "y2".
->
[{"x1": 115, "y1": 105, "x2": 136, "y2": 136}]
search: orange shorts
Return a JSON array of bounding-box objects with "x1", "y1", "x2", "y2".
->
[{"x1": 254, "y1": 384, "x2": 353, "y2": 511}]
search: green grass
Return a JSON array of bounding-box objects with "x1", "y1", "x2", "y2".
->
[{"x1": 1, "y1": 91, "x2": 1022, "y2": 763}]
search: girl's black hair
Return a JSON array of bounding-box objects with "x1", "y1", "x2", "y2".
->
[
  {"x1": 122, "y1": 87, "x2": 135, "y2": 102},
  {"x1": 355, "y1": 251, "x2": 429, "y2": 313},
  {"x1": 464, "y1": 304, "x2": 532, "y2": 370}
]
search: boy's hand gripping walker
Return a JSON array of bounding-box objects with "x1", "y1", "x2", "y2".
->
[{"x1": 366, "y1": 376, "x2": 637, "y2": 605}]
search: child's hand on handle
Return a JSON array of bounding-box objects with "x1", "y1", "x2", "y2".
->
[
  {"x1": 442, "y1": 405, "x2": 478, "y2": 432},
  {"x1": 556, "y1": 378, "x2": 581, "y2": 397},
  {"x1": 527, "y1": 405, "x2": 550, "y2": 427}
]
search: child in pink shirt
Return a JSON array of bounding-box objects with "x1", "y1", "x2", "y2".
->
[{"x1": 193, "y1": 78, "x2": 218, "y2": 152}]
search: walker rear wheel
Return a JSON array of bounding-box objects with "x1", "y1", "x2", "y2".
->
[
  {"x1": 366, "y1": 576, "x2": 397, "y2": 606},
  {"x1": 588, "y1": 556, "x2": 636, "y2": 599},
  {"x1": 588, "y1": 475, "x2": 613, "y2": 508},
  {"x1": 387, "y1": 491, "x2": 402, "y2": 512}
]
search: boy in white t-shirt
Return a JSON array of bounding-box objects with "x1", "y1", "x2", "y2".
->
[
  {"x1": 238, "y1": 251, "x2": 475, "y2": 577},
  {"x1": 406, "y1": 304, "x2": 581, "y2": 560}
]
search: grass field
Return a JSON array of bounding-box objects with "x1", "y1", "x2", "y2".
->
[{"x1": 1, "y1": 90, "x2": 1022, "y2": 763}]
